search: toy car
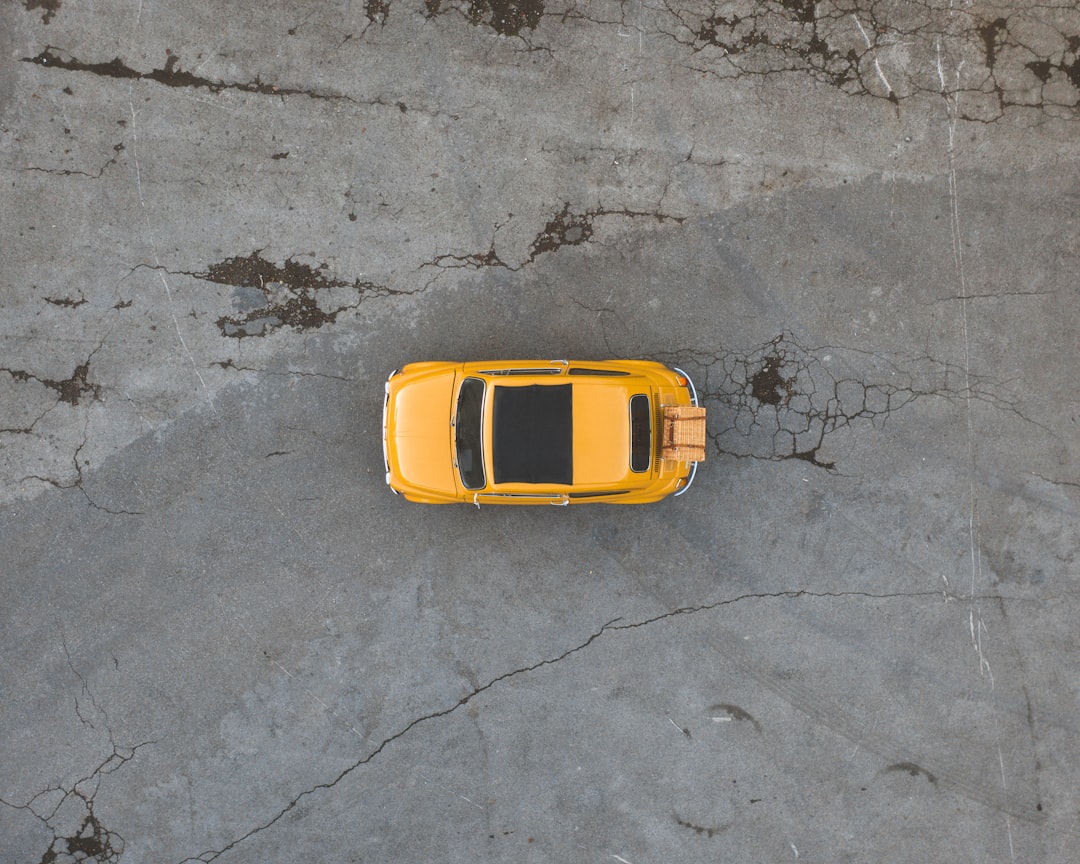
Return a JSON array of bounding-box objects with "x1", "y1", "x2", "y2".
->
[{"x1": 382, "y1": 360, "x2": 705, "y2": 505}]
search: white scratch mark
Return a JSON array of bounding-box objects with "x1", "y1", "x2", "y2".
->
[
  {"x1": 709, "y1": 715, "x2": 732, "y2": 723},
  {"x1": 937, "y1": 46, "x2": 988, "y2": 683},
  {"x1": 790, "y1": 842, "x2": 800, "y2": 858},
  {"x1": 998, "y1": 748, "x2": 1016, "y2": 862},
  {"x1": 128, "y1": 99, "x2": 208, "y2": 395},
  {"x1": 414, "y1": 770, "x2": 486, "y2": 811},
  {"x1": 613, "y1": 855, "x2": 634, "y2": 864},
  {"x1": 130, "y1": 89, "x2": 310, "y2": 557},
  {"x1": 852, "y1": 15, "x2": 892, "y2": 97}
]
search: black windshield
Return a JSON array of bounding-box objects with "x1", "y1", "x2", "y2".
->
[{"x1": 455, "y1": 378, "x2": 486, "y2": 490}]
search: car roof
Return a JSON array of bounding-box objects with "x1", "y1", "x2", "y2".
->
[
  {"x1": 491, "y1": 384, "x2": 573, "y2": 484},
  {"x1": 473, "y1": 374, "x2": 648, "y2": 490}
]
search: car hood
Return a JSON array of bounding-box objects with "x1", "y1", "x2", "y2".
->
[{"x1": 387, "y1": 368, "x2": 458, "y2": 495}]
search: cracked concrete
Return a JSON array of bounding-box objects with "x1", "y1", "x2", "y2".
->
[
  {"x1": 23, "y1": 47, "x2": 356, "y2": 103},
  {"x1": 2, "y1": 0, "x2": 1079, "y2": 862}
]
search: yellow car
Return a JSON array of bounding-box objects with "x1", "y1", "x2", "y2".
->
[{"x1": 382, "y1": 360, "x2": 705, "y2": 505}]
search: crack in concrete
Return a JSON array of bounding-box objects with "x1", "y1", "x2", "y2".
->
[
  {"x1": 930, "y1": 288, "x2": 1060, "y2": 303},
  {"x1": 25, "y1": 143, "x2": 125, "y2": 181},
  {"x1": 0, "y1": 395, "x2": 57, "y2": 436},
  {"x1": 211, "y1": 359, "x2": 351, "y2": 381},
  {"x1": 365, "y1": 0, "x2": 391, "y2": 26},
  {"x1": 2, "y1": 343, "x2": 102, "y2": 410},
  {"x1": 18, "y1": 420, "x2": 145, "y2": 516},
  {"x1": 658, "y1": 1, "x2": 1080, "y2": 122},
  {"x1": 1032, "y1": 472, "x2": 1080, "y2": 490},
  {"x1": 20, "y1": 5, "x2": 1079, "y2": 122},
  {"x1": 0, "y1": 645, "x2": 152, "y2": 864},
  {"x1": 63, "y1": 633, "x2": 107, "y2": 732},
  {"x1": 44, "y1": 294, "x2": 89, "y2": 308},
  {"x1": 151, "y1": 252, "x2": 408, "y2": 338},
  {"x1": 181, "y1": 614, "x2": 619, "y2": 863},
  {"x1": 526, "y1": 203, "x2": 684, "y2": 262},
  {"x1": 650, "y1": 330, "x2": 1042, "y2": 472},
  {"x1": 180, "y1": 585, "x2": 1029, "y2": 863},
  {"x1": 423, "y1": 203, "x2": 684, "y2": 285},
  {"x1": 424, "y1": 0, "x2": 545, "y2": 38},
  {"x1": 23, "y1": 47, "x2": 353, "y2": 103}
]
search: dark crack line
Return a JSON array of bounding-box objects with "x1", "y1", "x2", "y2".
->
[
  {"x1": 24, "y1": 142, "x2": 125, "y2": 180},
  {"x1": 423, "y1": 0, "x2": 553, "y2": 47},
  {"x1": 569, "y1": 296, "x2": 624, "y2": 355},
  {"x1": 1, "y1": 358, "x2": 100, "y2": 408},
  {"x1": 524, "y1": 203, "x2": 685, "y2": 265},
  {"x1": 0, "y1": 738, "x2": 153, "y2": 863},
  {"x1": 655, "y1": 1, "x2": 1080, "y2": 124},
  {"x1": 18, "y1": 422, "x2": 145, "y2": 516},
  {"x1": 19, "y1": 473, "x2": 145, "y2": 516},
  {"x1": 63, "y1": 631, "x2": 107, "y2": 732},
  {"x1": 1, "y1": 341, "x2": 105, "y2": 436},
  {"x1": 182, "y1": 615, "x2": 622, "y2": 863},
  {"x1": 1032, "y1": 472, "x2": 1080, "y2": 490},
  {"x1": 421, "y1": 204, "x2": 684, "y2": 286},
  {"x1": 135, "y1": 254, "x2": 414, "y2": 338},
  {"x1": 0, "y1": 707, "x2": 153, "y2": 864},
  {"x1": 45, "y1": 294, "x2": 89, "y2": 307},
  {"x1": 1, "y1": 401, "x2": 57, "y2": 435},
  {"x1": 179, "y1": 585, "x2": 1041, "y2": 863},
  {"x1": 21, "y1": 47, "x2": 402, "y2": 109},
  {"x1": 602, "y1": 588, "x2": 1044, "y2": 637},
  {"x1": 211, "y1": 359, "x2": 351, "y2": 381},
  {"x1": 648, "y1": 330, "x2": 1050, "y2": 473},
  {"x1": 931, "y1": 289, "x2": 1060, "y2": 302}
]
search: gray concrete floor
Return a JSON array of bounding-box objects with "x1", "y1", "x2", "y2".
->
[{"x1": 2, "y1": 2, "x2": 1079, "y2": 862}]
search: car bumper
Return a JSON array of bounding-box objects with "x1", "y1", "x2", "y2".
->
[{"x1": 382, "y1": 370, "x2": 398, "y2": 494}]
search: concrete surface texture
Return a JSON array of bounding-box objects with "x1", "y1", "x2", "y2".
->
[{"x1": 2, "y1": 1, "x2": 1078, "y2": 862}]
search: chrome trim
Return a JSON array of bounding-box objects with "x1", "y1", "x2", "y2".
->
[
  {"x1": 474, "y1": 492, "x2": 566, "y2": 501},
  {"x1": 671, "y1": 367, "x2": 701, "y2": 497},
  {"x1": 479, "y1": 368, "x2": 561, "y2": 376},
  {"x1": 382, "y1": 370, "x2": 397, "y2": 489},
  {"x1": 672, "y1": 366, "x2": 698, "y2": 406}
]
